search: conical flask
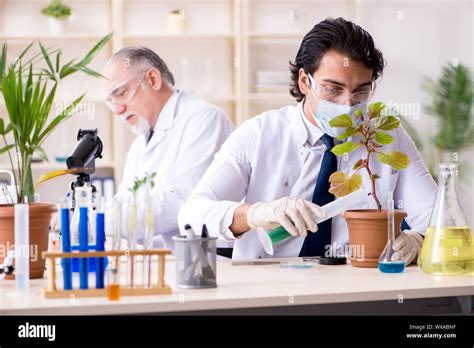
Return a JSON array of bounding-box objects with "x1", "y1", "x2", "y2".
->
[{"x1": 419, "y1": 163, "x2": 473, "y2": 275}]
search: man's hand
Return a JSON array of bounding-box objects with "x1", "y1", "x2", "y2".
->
[
  {"x1": 391, "y1": 230, "x2": 424, "y2": 265},
  {"x1": 246, "y1": 197, "x2": 326, "y2": 237}
]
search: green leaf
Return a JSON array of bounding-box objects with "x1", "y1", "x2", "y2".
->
[
  {"x1": 352, "y1": 159, "x2": 364, "y2": 171},
  {"x1": 39, "y1": 41, "x2": 57, "y2": 80},
  {"x1": 377, "y1": 151, "x2": 411, "y2": 170},
  {"x1": 376, "y1": 115, "x2": 400, "y2": 130},
  {"x1": 374, "y1": 131, "x2": 394, "y2": 145},
  {"x1": 31, "y1": 144, "x2": 49, "y2": 162},
  {"x1": 17, "y1": 40, "x2": 35, "y2": 62},
  {"x1": 80, "y1": 66, "x2": 105, "y2": 79},
  {"x1": 37, "y1": 94, "x2": 85, "y2": 144},
  {"x1": 354, "y1": 108, "x2": 364, "y2": 120},
  {"x1": 73, "y1": 32, "x2": 113, "y2": 70},
  {"x1": 372, "y1": 174, "x2": 381, "y2": 179},
  {"x1": 0, "y1": 43, "x2": 7, "y2": 87},
  {"x1": 329, "y1": 113, "x2": 353, "y2": 128},
  {"x1": 331, "y1": 141, "x2": 359, "y2": 156},
  {"x1": 329, "y1": 172, "x2": 363, "y2": 197},
  {"x1": 368, "y1": 102, "x2": 385, "y2": 117},
  {"x1": 336, "y1": 126, "x2": 356, "y2": 141},
  {"x1": 0, "y1": 144, "x2": 15, "y2": 155},
  {"x1": 55, "y1": 51, "x2": 61, "y2": 72}
]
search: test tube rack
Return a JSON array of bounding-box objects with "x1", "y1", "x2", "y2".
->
[{"x1": 41, "y1": 249, "x2": 172, "y2": 299}]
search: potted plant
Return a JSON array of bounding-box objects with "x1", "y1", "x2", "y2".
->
[
  {"x1": 0, "y1": 33, "x2": 113, "y2": 278},
  {"x1": 41, "y1": 0, "x2": 73, "y2": 34},
  {"x1": 422, "y1": 63, "x2": 473, "y2": 182},
  {"x1": 328, "y1": 102, "x2": 411, "y2": 267}
]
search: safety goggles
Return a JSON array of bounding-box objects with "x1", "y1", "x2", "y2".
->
[
  {"x1": 105, "y1": 71, "x2": 147, "y2": 111},
  {"x1": 308, "y1": 74, "x2": 374, "y2": 105}
]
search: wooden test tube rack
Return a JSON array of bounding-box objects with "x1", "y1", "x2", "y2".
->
[{"x1": 42, "y1": 249, "x2": 172, "y2": 299}]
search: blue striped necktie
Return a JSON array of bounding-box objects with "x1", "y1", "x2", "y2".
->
[{"x1": 299, "y1": 134, "x2": 337, "y2": 257}]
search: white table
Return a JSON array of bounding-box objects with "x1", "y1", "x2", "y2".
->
[{"x1": 1, "y1": 258, "x2": 472, "y2": 315}]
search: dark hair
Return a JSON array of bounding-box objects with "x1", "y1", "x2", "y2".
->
[
  {"x1": 108, "y1": 46, "x2": 175, "y2": 86},
  {"x1": 289, "y1": 17, "x2": 385, "y2": 102}
]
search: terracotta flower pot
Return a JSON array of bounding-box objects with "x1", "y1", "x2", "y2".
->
[
  {"x1": 0, "y1": 203, "x2": 57, "y2": 279},
  {"x1": 342, "y1": 209, "x2": 407, "y2": 268}
]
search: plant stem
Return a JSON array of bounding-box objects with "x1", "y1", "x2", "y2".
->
[
  {"x1": 22, "y1": 154, "x2": 34, "y2": 203},
  {"x1": 16, "y1": 146, "x2": 23, "y2": 202},
  {"x1": 364, "y1": 151, "x2": 382, "y2": 211},
  {"x1": 360, "y1": 124, "x2": 382, "y2": 212}
]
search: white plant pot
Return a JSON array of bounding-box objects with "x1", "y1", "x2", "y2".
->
[
  {"x1": 47, "y1": 17, "x2": 68, "y2": 35},
  {"x1": 166, "y1": 12, "x2": 187, "y2": 34}
]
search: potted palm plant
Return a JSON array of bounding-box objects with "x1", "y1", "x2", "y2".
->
[
  {"x1": 0, "y1": 33, "x2": 113, "y2": 278},
  {"x1": 328, "y1": 102, "x2": 411, "y2": 267},
  {"x1": 422, "y1": 63, "x2": 473, "y2": 182},
  {"x1": 41, "y1": 0, "x2": 74, "y2": 34}
]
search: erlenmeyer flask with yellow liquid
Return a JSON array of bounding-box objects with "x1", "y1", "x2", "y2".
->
[{"x1": 419, "y1": 163, "x2": 473, "y2": 275}]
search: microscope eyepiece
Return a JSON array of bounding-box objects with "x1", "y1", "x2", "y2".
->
[{"x1": 66, "y1": 129, "x2": 103, "y2": 172}]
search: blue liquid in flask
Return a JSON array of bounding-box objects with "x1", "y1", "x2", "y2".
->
[{"x1": 378, "y1": 261, "x2": 405, "y2": 273}]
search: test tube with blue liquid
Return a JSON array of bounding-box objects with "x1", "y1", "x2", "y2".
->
[
  {"x1": 60, "y1": 197, "x2": 73, "y2": 290},
  {"x1": 76, "y1": 187, "x2": 90, "y2": 289},
  {"x1": 378, "y1": 191, "x2": 405, "y2": 273},
  {"x1": 96, "y1": 197, "x2": 106, "y2": 289}
]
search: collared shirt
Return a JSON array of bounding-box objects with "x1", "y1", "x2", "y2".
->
[
  {"x1": 111, "y1": 90, "x2": 234, "y2": 250},
  {"x1": 147, "y1": 129, "x2": 154, "y2": 143},
  {"x1": 294, "y1": 105, "x2": 327, "y2": 202},
  {"x1": 179, "y1": 102, "x2": 437, "y2": 260}
]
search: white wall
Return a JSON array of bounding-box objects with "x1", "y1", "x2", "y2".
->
[{"x1": 360, "y1": 0, "x2": 473, "y2": 225}]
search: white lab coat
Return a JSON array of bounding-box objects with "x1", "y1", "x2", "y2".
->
[
  {"x1": 111, "y1": 90, "x2": 234, "y2": 250},
  {"x1": 178, "y1": 102, "x2": 437, "y2": 259}
]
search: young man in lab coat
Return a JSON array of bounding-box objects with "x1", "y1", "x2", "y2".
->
[
  {"x1": 105, "y1": 46, "x2": 233, "y2": 250},
  {"x1": 179, "y1": 18, "x2": 437, "y2": 263}
]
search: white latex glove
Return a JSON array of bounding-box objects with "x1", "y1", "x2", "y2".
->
[
  {"x1": 391, "y1": 230, "x2": 424, "y2": 265},
  {"x1": 246, "y1": 197, "x2": 326, "y2": 237}
]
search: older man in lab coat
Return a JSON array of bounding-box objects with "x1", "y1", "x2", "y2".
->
[
  {"x1": 105, "y1": 46, "x2": 233, "y2": 250},
  {"x1": 179, "y1": 18, "x2": 437, "y2": 263}
]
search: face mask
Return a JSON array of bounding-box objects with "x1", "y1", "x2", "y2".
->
[
  {"x1": 121, "y1": 113, "x2": 151, "y2": 136},
  {"x1": 306, "y1": 82, "x2": 365, "y2": 138}
]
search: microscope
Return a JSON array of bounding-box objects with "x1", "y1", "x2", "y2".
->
[{"x1": 67, "y1": 129, "x2": 103, "y2": 209}]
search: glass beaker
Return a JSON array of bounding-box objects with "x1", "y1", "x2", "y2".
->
[
  {"x1": 172, "y1": 235, "x2": 217, "y2": 289},
  {"x1": 378, "y1": 191, "x2": 405, "y2": 273},
  {"x1": 106, "y1": 266, "x2": 120, "y2": 301},
  {"x1": 419, "y1": 163, "x2": 473, "y2": 275}
]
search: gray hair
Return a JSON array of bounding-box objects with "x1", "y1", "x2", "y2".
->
[{"x1": 107, "y1": 46, "x2": 175, "y2": 86}]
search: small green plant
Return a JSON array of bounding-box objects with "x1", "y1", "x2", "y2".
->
[
  {"x1": 128, "y1": 172, "x2": 156, "y2": 241},
  {"x1": 41, "y1": 0, "x2": 73, "y2": 19},
  {"x1": 328, "y1": 102, "x2": 411, "y2": 211},
  {"x1": 129, "y1": 172, "x2": 157, "y2": 194}
]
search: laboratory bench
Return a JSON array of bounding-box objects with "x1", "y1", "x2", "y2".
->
[{"x1": 0, "y1": 258, "x2": 473, "y2": 315}]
